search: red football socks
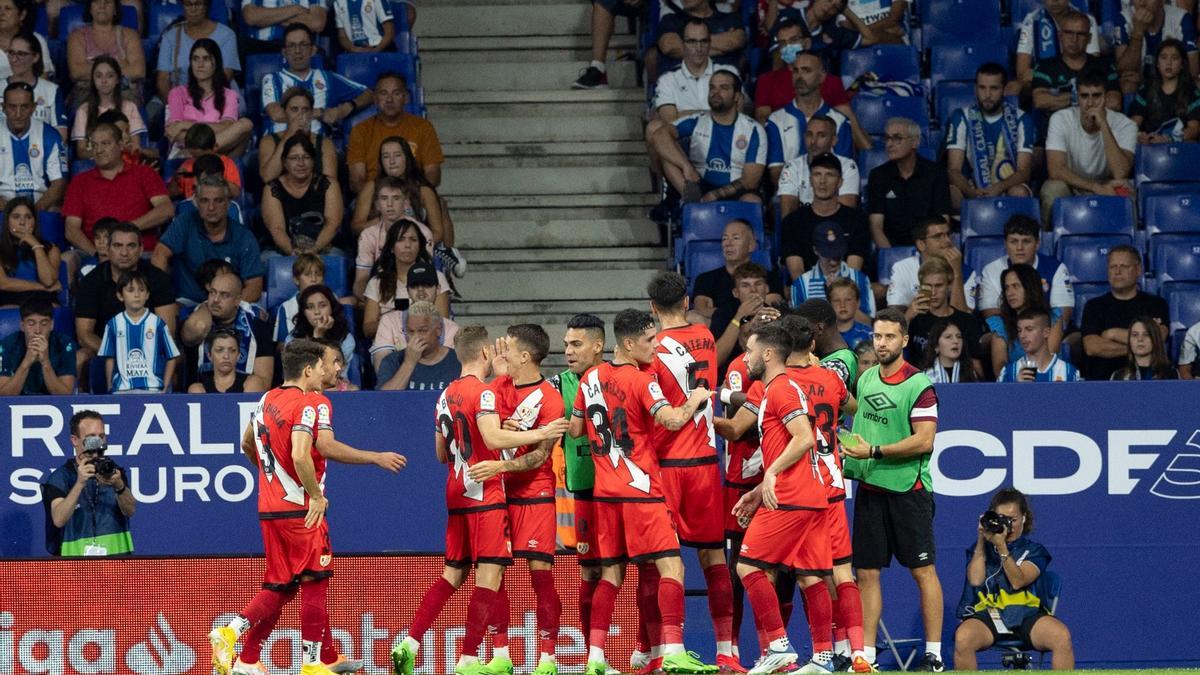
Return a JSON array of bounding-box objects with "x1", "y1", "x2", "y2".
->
[
  {"x1": 588, "y1": 580, "x2": 619, "y2": 650},
  {"x1": 579, "y1": 578, "x2": 599, "y2": 648},
  {"x1": 241, "y1": 588, "x2": 291, "y2": 625},
  {"x1": 703, "y1": 563, "x2": 735, "y2": 644},
  {"x1": 531, "y1": 569, "x2": 561, "y2": 654},
  {"x1": 464, "y1": 587, "x2": 499, "y2": 656},
  {"x1": 743, "y1": 571, "x2": 785, "y2": 642},
  {"x1": 658, "y1": 577, "x2": 686, "y2": 645},
  {"x1": 321, "y1": 613, "x2": 338, "y2": 663},
  {"x1": 300, "y1": 578, "x2": 330, "y2": 665},
  {"x1": 410, "y1": 578, "x2": 457, "y2": 643},
  {"x1": 239, "y1": 589, "x2": 293, "y2": 664},
  {"x1": 835, "y1": 581, "x2": 865, "y2": 652},
  {"x1": 638, "y1": 564, "x2": 663, "y2": 650},
  {"x1": 489, "y1": 584, "x2": 510, "y2": 649},
  {"x1": 801, "y1": 583, "x2": 834, "y2": 653}
]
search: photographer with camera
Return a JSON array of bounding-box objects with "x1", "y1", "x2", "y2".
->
[
  {"x1": 953, "y1": 488, "x2": 1074, "y2": 670},
  {"x1": 40, "y1": 410, "x2": 136, "y2": 556}
]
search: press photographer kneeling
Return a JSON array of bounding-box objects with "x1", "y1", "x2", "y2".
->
[
  {"x1": 41, "y1": 410, "x2": 137, "y2": 556},
  {"x1": 953, "y1": 488, "x2": 1074, "y2": 670}
]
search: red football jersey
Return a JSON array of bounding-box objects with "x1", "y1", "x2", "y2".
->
[
  {"x1": 493, "y1": 375, "x2": 566, "y2": 501},
  {"x1": 251, "y1": 386, "x2": 327, "y2": 517},
  {"x1": 787, "y1": 364, "x2": 849, "y2": 501},
  {"x1": 646, "y1": 324, "x2": 718, "y2": 464},
  {"x1": 436, "y1": 375, "x2": 506, "y2": 512},
  {"x1": 725, "y1": 355, "x2": 764, "y2": 488},
  {"x1": 756, "y1": 373, "x2": 825, "y2": 510},
  {"x1": 572, "y1": 362, "x2": 670, "y2": 501}
]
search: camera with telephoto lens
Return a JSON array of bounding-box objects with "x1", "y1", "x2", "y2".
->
[
  {"x1": 979, "y1": 510, "x2": 1013, "y2": 535},
  {"x1": 83, "y1": 436, "x2": 117, "y2": 478}
]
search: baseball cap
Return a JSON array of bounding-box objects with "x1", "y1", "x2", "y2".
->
[
  {"x1": 407, "y1": 264, "x2": 438, "y2": 288},
  {"x1": 812, "y1": 221, "x2": 848, "y2": 260}
]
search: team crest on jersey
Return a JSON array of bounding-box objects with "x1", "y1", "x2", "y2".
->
[
  {"x1": 301, "y1": 406, "x2": 318, "y2": 427},
  {"x1": 145, "y1": 328, "x2": 154, "y2": 340},
  {"x1": 315, "y1": 79, "x2": 326, "y2": 90},
  {"x1": 648, "y1": 381, "x2": 664, "y2": 399},
  {"x1": 728, "y1": 371, "x2": 743, "y2": 391},
  {"x1": 734, "y1": 134, "x2": 748, "y2": 150},
  {"x1": 320, "y1": 554, "x2": 331, "y2": 566},
  {"x1": 28, "y1": 145, "x2": 39, "y2": 159},
  {"x1": 576, "y1": 542, "x2": 590, "y2": 554},
  {"x1": 480, "y1": 390, "x2": 496, "y2": 410},
  {"x1": 364, "y1": 1, "x2": 372, "y2": 11}
]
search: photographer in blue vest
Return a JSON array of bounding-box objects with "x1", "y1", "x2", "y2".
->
[{"x1": 40, "y1": 410, "x2": 136, "y2": 556}]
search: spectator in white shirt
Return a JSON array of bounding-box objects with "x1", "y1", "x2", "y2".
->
[
  {"x1": 777, "y1": 114, "x2": 860, "y2": 216},
  {"x1": 651, "y1": 19, "x2": 738, "y2": 124}
]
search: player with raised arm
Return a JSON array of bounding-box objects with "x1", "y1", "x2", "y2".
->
[
  {"x1": 552, "y1": 314, "x2": 608, "y2": 656},
  {"x1": 392, "y1": 327, "x2": 569, "y2": 675},
  {"x1": 208, "y1": 339, "x2": 340, "y2": 675},
  {"x1": 722, "y1": 324, "x2": 837, "y2": 675},
  {"x1": 568, "y1": 308, "x2": 718, "y2": 675},
  {"x1": 466, "y1": 324, "x2": 566, "y2": 675},
  {"x1": 643, "y1": 271, "x2": 739, "y2": 673}
]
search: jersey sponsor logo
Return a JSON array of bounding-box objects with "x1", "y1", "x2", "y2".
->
[
  {"x1": 301, "y1": 406, "x2": 317, "y2": 427},
  {"x1": 125, "y1": 348, "x2": 151, "y2": 379},
  {"x1": 648, "y1": 381, "x2": 665, "y2": 400},
  {"x1": 728, "y1": 370, "x2": 743, "y2": 391},
  {"x1": 863, "y1": 392, "x2": 896, "y2": 411},
  {"x1": 480, "y1": 390, "x2": 496, "y2": 411},
  {"x1": 317, "y1": 403, "x2": 331, "y2": 424}
]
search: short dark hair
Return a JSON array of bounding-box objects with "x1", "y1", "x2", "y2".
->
[
  {"x1": 107, "y1": 220, "x2": 140, "y2": 240},
  {"x1": 70, "y1": 410, "x2": 104, "y2": 437},
  {"x1": 282, "y1": 22, "x2": 315, "y2": 43},
  {"x1": 18, "y1": 297, "x2": 53, "y2": 321},
  {"x1": 96, "y1": 109, "x2": 129, "y2": 127},
  {"x1": 204, "y1": 327, "x2": 240, "y2": 354},
  {"x1": 116, "y1": 268, "x2": 148, "y2": 294},
  {"x1": 185, "y1": 123, "x2": 217, "y2": 150},
  {"x1": 873, "y1": 307, "x2": 909, "y2": 335},
  {"x1": 647, "y1": 270, "x2": 688, "y2": 311},
  {"x1": 1075, "y1": 65, "x2": 1110, "y2": 91},
  {"x1": 567, "y1": 313, "x2": 605, "y2": 341},
  {"x1": 281, "y1": 86, "x2": 315, "y2": 108},
  {"x1": 751, "y1": 323, "x2": 792, "y2": 359},
  {"x1": 710, "y1": 69, "x2": 742, "y2": 93},
  {"x1": 732, "y1": 262, "x2": 770, "y2": 283},
  {"x1": 683, "y1": 16, "x2": 709, "y2": 34},
  {"x1": 1016, "y1": 307, "x2": 1051, "y2": 326},
  {"x1": 3, "y1": 80, "x2": 33, "y2": 100},
  {"x1": 281, "y1": 338, "x2": 325, "y2": 381},
  {"x1": 794, "y1": 298, "x2": 836, "y2": 329},
  {"x1": 990, "y1": 487, "x2": 1035, "y2": 534},
  {"x1": 193, "y1": 153, "x2": 225, "y2": 179},
  {"x1": 89, "y1": 121, "x2": 122, "y2": 143},
  {"x1": 808, "y1": 152, "x2": 842, "y2": 175},
  {"x1": 807, "y1": 114, "x2": 837, "y2": 135},
  {"x1": 911, "y1": 216, "x2": 947, "y2": 243},
  {"x1": 777, "y1": 314, "x2": 814, "y2": 353},
  {"x1": 1004, "y1": 214, "x2": 1041, "y2": 239},
  {"x1": 1107, "y1": 244, "x2": 1141, "y2": 265},
  {"x1": 195, "y1": 258, "x2": 237, "y2": 290},
  {"x1": 613, "y1": 308, "x2": 655, "y2": 342},
  {"x1": 976, "y1": 61, "x2": 1008, "y2": 85},
  {"x1": 376, "y1": 71, "x2": 408, "y2": 89},
  {"x1": 508, "y1": 323, "x2": 550, "y2": 364}
]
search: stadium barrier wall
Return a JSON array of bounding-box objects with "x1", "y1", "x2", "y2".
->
[{"x1": 1, "y1": 382, "x2": 1198, "y2": 669}]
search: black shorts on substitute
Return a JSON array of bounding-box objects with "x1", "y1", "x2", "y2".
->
[
  {"x1": 851, "y1": 486, "x2": 936, "y2": 569},
  {"x1": 962, "y1": 611, "x2": 1050, "y2": 651}
]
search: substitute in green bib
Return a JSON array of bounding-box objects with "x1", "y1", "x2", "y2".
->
[
  {"x1": 552, "y1": 313, "x2": 607, "y2": 634},
  {"x1": 843, "y1": 308, "x2": 946, "y2": 672},
  {"x1": 41, "y1": 410, "x2": 136, "y2": 556},
  {"x1": 794, "y1": 298, "x2": 858, "y2": 393}
]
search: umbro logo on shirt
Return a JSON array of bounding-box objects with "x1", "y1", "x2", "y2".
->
[{"x1": 864, "y1": 392, "x2": 897, "y2": 411}]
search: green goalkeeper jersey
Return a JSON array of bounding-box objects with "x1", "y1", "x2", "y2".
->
[{"x1": 553, "y1": 369, "x2": 594, "y2": 492}]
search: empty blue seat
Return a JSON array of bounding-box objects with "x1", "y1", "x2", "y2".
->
[
  {"x1": 921, "y1": 0, "x2": 1002, "y2": 47},
  {"x1": 148, "y1": 4, "x2": 183, "y2": 43},
  {"x1": 0, "y1": 308, "x2": 17, "y2": 338},
  {"x1": 1168, "y1": 282, "x2": 1200, "y2": 332},
  {"x1": 1072, "y1": 281, "x2": 1110, "y2": 327},
  {"x1": 265, "y1": 255, "x2": 351, "y2": 311},
  {"x1": 965, "y1": 237, "x2": 1006, "y2": 276},
  {"x1": 961, "y1": 197, "x2": 1040, "y2": 240},
  {"x1": 335, "y1": 52, "x2": 417, "y2": 89},
  {"x1": 930, "y1": 43, "x2": 1009, "y2": 89},
  {"x1": 38, "y1": 211, "x2": 65, "y2": 249},
  {"x1": 1060, "y1": 234, "x2": 1132, "y2": 284},
  {"x1": 934, "y1": 81, "x2": 974, "y2": 128},
  {"x1": 1153, "y1": 238, "x2": 1200, "y2": 284},
  {"x1": 852, "y1": 95, "x2": 930, "y2": 137},
  {"x1": 1135, "y1": 143, "x2": 1200, "y2": 212},
  {"x1": 1051, "y1": 195, "x2": 1135, "y2": 250},
  {"x1": 840, "y1": 45, "x2": 920, "y2": 85},
  {"x1": 877, "y1": 246, "x2": 917, "y2": 285},
  {"x1": 57, "y1": 4, "x2": 138, "y2": 38},
  {"x1": 1144, "y1": 193, "x2": 1200, "y2": 235}
]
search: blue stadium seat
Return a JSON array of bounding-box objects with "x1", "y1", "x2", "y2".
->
[
  {"x1": 961, "y1": 197, "x2": 1040, "y2": 240},
  {"x1": 1008, "y1": 0, "x2": 1087, "y2": 23},
  {"x1": 1135, "y1": 143, "x2": 1200, "y2": 212},
  {"x1": 921, "y1": 0, "x2": 1002, "y2": 47},
  {"x1": 38, "y1": 212, "x2": 65, "y2": 249},
  {"x1": 265, "y1": 255, "x2": 351, "y2": 311},
  {"x1": 877, "y1": 246, "x2": 917, "y2": 285},
  {"x1": 930, "y1": 43, "x2": 1009, "y2": 89},
  {"x1": 1060, "y1": 234, "x2": 1132, "y2": 284},
  {"x1": 57, "y1": 261, "x2": 70, "y2": 306},
  {"x1": 1153, "y1": 238, "x2": 1200, "y2": 285},
  {"x1": 965, "y1": 237, "x2": 1006, "y2": 277},
  {"x1": 684, "y1": 241, "x2": 770, "y2": 293},
  {"x1": 852, "y1": 95, "x2": 930, "y2": 138},
  {"x1": 148, "y1": 4, "x2": 183, "y2": 43},
  {"x1": 678, "y1": 202, "x2": 766, "y2": 265},
  {"x1": 34, "y1": 2, "x2": 47, "y2": 34},
  {"x1": 1168, "y1": 282, "x2": 1200, "y2": 332},
  {"x1": 1072, "y1": 281, "x2": 1109, "y2": 327},
  {"x1": 934, "y1": 81, "x2": 973, "y2": 128},
  {"x1": 52, "y1": 305, "x2": 74, "y2": 341},
  {"x1": 840, "y1": 46, "x2": 920, "y2": 85},
  {"x1": 1051, "y1": 195, "x2": 1135, "y2": 252},
  {"x1": 0, "y1": 308, "x2": 17, "y2": 339},
  {"x1": 335, "y1": 53, "x2": 418, "y2": 90},
  {"x1": 1144, "y1": 193, "x2": 1200, "y2": 236},
  {"x1": 57, "y1": 4, "x2": 138, "y2": 38}
]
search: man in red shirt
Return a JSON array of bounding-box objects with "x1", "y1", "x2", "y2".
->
[
  {"x1": 466, "y1": 324, "x2": 567, "y2": 675},
  {"x1": 392, "y1": 326, "x2": 568, "y2": 675},
  {"x1": 752, "y1": 19, "x2": 849, "y2": 125},
  {"x1": 568, "y1": 308, "x2": 716, "y2": 675},
  {"x1": 63, "y1": 122, "x2": 174, "y2": 256},
  {"x1": 641, "y1": 271, "x2": 739, "y2": 671}
]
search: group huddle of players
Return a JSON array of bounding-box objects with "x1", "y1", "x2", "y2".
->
[{"x1": 207, "y1": 270, "x2": 874, "y2": 675}]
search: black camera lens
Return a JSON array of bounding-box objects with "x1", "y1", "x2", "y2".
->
[{"x1": 92, "y1": 457, "x2": 118, "y2": 478}]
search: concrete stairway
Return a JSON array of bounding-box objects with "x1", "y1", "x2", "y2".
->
[{"x1": 419, "y1": 0, "x2": 664, "y2": 370}]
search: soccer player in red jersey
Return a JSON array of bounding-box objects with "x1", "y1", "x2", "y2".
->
[
  {"x1": 208, "y1": 339, "x2": 343, "y2": 675},
  {"x1": 568, "y1": 308, "x2": 717, "y2": 675},
  {"x1": 466, "y1": 325, "x2": 566, "y2": 675},
  {"x1": 643, "y1": 271, "x2": 739, "y2": 672},
  {"x1": 392, "y1": 327, "x2": 569, "y2": 675},
  {"x1": 718, "y1": 349, "x2": 760, "y2": 656},
  {"x1": 725, "y1": 324, "x2": 837, "y2": 675}
]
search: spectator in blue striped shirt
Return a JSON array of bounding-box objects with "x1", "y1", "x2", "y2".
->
[
  {"x1": 241, "y1": 0, "x2": 327, "y2": 53},
  {"x1": 334, "y1": 0, "x2": 395, "y2": 52},
  {"x1": 997, "y1": 308, "x2": 1081, "y2": 382},
  {"x1": 791, "y1": 220, "x2": 874, "y2": 320},
  {"x1": 98, "y1": 269, "x2": 181, "y2": 392},
  {"x1": 261, "y1": 23, "x2": 372, "y2": 134}
]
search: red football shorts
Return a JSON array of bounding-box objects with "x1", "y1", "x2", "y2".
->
[
  {"x1": 445, "y1": 507, "x2": 513, "y2": 568},
  {"x1": 595, "y1": 499, "x2": 680, "y2": 565},
  {"x1": 738, "y1": 507, "x2": 832, "y2": 576},
  {"x1": 825, "y1": 500, "x2": 853, "y2": 566},
  {"x1": 509, "y1": 500, "x2": 556, "y2": 563},
  {"x1": 259, "y1": 517, "x2": 332, "y2": 590},
  {"x1": 573, "y1": 492, "x2": 601, "y2": 566},
  {"x1": 660, "y1": 464, "x2": 724, "y2": 548}
]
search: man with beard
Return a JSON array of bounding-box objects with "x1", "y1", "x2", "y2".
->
[
  {"x1": 766, "y1": 53, "x2": 866, "y2": 183},
  {"x1": 649, "y1": 70, "x2": 766, "y2": 204},
  {"x1": 945, "y1": 63, "x2": 1037, "y2": 211},
  {"x1": 841, "y1": 308, "x2": 944, "y2": 671}
]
